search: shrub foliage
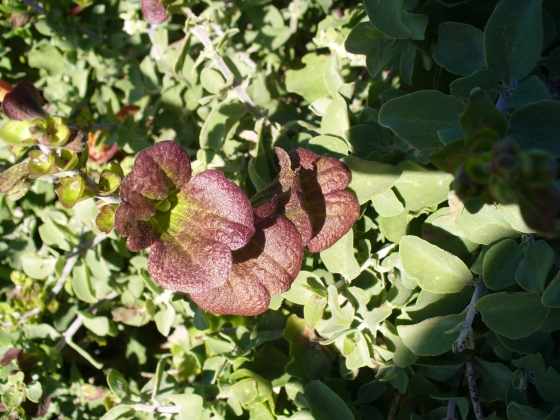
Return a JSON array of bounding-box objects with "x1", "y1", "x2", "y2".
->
[{"x1": 0, "y1": 0, "x2": 559, "y2": 419}]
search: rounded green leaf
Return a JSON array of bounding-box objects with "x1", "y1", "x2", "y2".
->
[
  {"x1": 542, "y1": 272, "x2": 560, "y2": 308},
  {"x1": 200, "y1": 68, "x2": 225, "y2": 94},
  {"x1": 363, "y1": 0, "x2": 428, "y2": 40},
  {"x1": 342, "y1": 156, "x2": 402, "y2": 204},
  {"x1": 508, "y1": 101, "x2": 560, "y2": 156},
  {"x1": 475, "y1": 292, "x2": 549, "y2": 339},
  {"x1": 483, "y1": 238, "x2": 524, "y2": 290},
  {"x1": 307, "y1": 135, "x2": 349, "y2": 159},
  {"x1": 515, "y1": 240, "x2": 554, "y2": 293},
  {"x1": 378, "y1": 91, "x2": 465, "y2": 151},
  {"x1": 450, "y1": 68, "x2": 500, "y2": 99},
  {"x1": 484, "y1": 0, "x2": 543, "y2": 84},
  {"x1": 433, "y1": 22, "x2": 485, "y2": 76},
  {"x1": 21, "y1": 254, "x2": 57, "y2": 279},
  {"x1": 400, "y1": 235, "x2": 473, "y2": 293},
  {"x1": 398, "y1": 313, "x2": 464, "y2": 356},
  {"x1": 106, "y1": 369, "x2": 129, "y2": 400},
  {"x1": 392, "y1": 161, "x2": 453, "y2": 211},
  {"x1": 304, "y1": 380, "x2": 355, "y2": 420}
]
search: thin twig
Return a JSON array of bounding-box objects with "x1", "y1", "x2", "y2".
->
[
  {"x1": 387, "y1": 390, "x2": 401, "y2": 420},
  {"x1": 184, "y1": 8, "x2": 280, "y2": 140},
  {"x1": 466, "y1": 355, "x2": 484, "y2": 420},
  {"x1": 446, "y1": 369, "x2": 464, "y2": 420},
  {"x1": 22, "y1": 0, "x2": 45, "y2": 14},
  {"x1": 133, "y1": 404, "x2": 180, "y2": 414},
  {"x1": 54, "y1": 291, "x2": 118, "y2": 352},
  {"x1": 454, "y1": 281, "x2": 485, "y2": 352},
  {"x1": 289, "y1": 0, "x2": 301, "y2": 33}
]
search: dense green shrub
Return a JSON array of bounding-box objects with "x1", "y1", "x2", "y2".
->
[{"x1": 0, "y1": 0, "x2": 559, "y2": 419}]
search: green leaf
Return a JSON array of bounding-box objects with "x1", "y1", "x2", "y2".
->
[
  {"x1": 23, "y1": 323, "x2": 61, "y2": 340},
  {"x1": 542, "y1": 46, "x2": 560, "y2": 74},
  {"x1": 451, "y1": 193, "x2": 519, "y2": 245},
  {"x1": 199, "y1": 102, "x2": 246, "y2": 151},
  {"x1": 433, "y1": 22, "x2": 485, "y2": 76},
  {"x1": 304, "y1": 380, "x2": 355, "y2": 420},
  {"x1": 320, "y1": 229, "x2": 360, "y2": 280},
  {"x1": 392, "y1": 161, "x2": 453, "y2": 211},
  {"x1": 344, "y1": 22, "x2": 380, "y2": 55},
  {"x1": 399, "y1": 41, "x2": 416, "y2": 86},
  {"x1": 21, "y1": 254, "x2": 57, "y2": 279},
  {"x1": 483, "y1": 239, "x2": 524, "y2": 290},
  {"x1": 100, "y1": 405, "x2": 134, "y2": 420},
  {"x1": 398, "y1": 313, "x2": 464, "y2": 356},
  {"x1": 342, "y1": 156, "x2": 402, "y2": 205},
  {"x1": 284, "y1": 314, "x2": 309, "y2": 378},
  {"x1": 154, "y1": 303, "x2": 176, "y2": 337},
  {"x1": 378, "y1": 91, "x2": 465, "y2": 150},
  {"x1": 502, "y1": 75, "x2": 550, "y2": 109},
  {"x1": 400, "y1": 236, "x2": 472, "y2": 293},
  {"x1": 475, "y1": 292, "x2": 549, "y2": 339},
  {"x1": 508, "y1": 101, "x2": 560, "y2": 156},
  {"x1": 364, "y1": 0, "x2": 428, "y2": 40},
  {"x1": 80, "y1": 312, "x2": 110, "y2": 336},
  {"x1": 475, "y1": 358, "x2": 513, "y2": 402},
  {"x1": 106, "y1": 369, "x2": 129, "y2": 400},
  {"x1": 365, "y1": 40, "x2": 406, "y2": 78},
  {"x1": 0, "y1": 160, "x2": 31, "y2": 201},
  {"x1": 326, "y1": 284, "x2": 353, "y2": 327},
  {"x1": 371, "y1": 188, "x2": 404, "y2": 217},
  {"x1": 26, "y1": 381, "x2": 42, "y2": 403},
  {"x1": 304, "y1": 348, "x2": 331, "y2": 380},
  {"x1": 532, "y1": 367, "x2": 560, "y2": 403},
  {"x1": 515, "y1": 240, "x2": 554, "y2": 293},
  {"x1": 324, "y1": 54, "x2": 344, "y2": 99},
  {"x1": 71, "y1": 260, "x2": 98, "y2": 304},
  {"x1": 304, "y1": 295, "x2": 327, "y2": 327},
  {"x1": 307, "y1": 135, "x2": 349, "y2": 159},
  {"x1": 166, "y1": 394, "x2": 204, "y2": 420},
  {"x1": 200, "y1": 68, "x2": 225, "y2": 94},
  {"x1": 381, "y1": 322, "x2": 418, "y2": 367},
  {"x1": 450, "y1": 69, "x2": 500, "y2": 99},
  {"x1": 542, "y1": 272, "x2": 560, "y2": 308},
  {"x1": 459, "y1": 88, "x2": 508, "y2": 139},
  {"x1": 285, "y1": 53, "x2": 330, "y2": 103},
  {"x1": 320, "y1": 92, "x2": 350, "y2": 140},
  {"x1": 506, "y1": 402, "x2": 547, "y2": 420},
  {"x1": 484, "y1": 0, "x2": 543, "y2": 84}
]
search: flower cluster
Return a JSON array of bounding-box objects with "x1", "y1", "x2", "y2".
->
[{"x1": 115, "y1": 141, "x2": 360, "y2": 315}]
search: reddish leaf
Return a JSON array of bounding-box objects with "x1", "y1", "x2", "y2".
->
[
  {"x1": 1, "y1": 82, "x2": 47, "y2": 121},
  {"x1": 142, "y1": 0, "x2": 169, "y2": 25},
  {"x1": 191, "y1": 215, "x2": 303, "y2": 315},
  {"x1": 115, "y1": 141, "x2": 255, "y2": 293}
]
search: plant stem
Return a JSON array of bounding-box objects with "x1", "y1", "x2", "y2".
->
[
  {"x1": 387, "y1": 390, "x2": 401, "y2": 420},
  {"x1": 22, "y1": 0, "x2": 45, "y2": 14},
  {"x1": 466, "y1": 355, "x2": 484, "y2": 420},
  {"x1": 455, "y1": 280, "x2": 485, "y2": 352},
  {"x1": 133, "y1": 404, "x2": 180, "y2": 414},
  {"x1": 184, "y1": 8, "x2": 280, "y2": 140},
  {"x1": 446, "y1": 369, "x2": 464, "y2": 420},
  {"x1": 289, "y1": 0, "x2": 301, "y2": 33},
  {"x1": 54, "y1": 291, "x2": 118, "y2": 352}
]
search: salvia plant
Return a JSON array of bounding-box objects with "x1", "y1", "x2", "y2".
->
[{"x1": 0, "y1": 0, "x2": 559, "y2": 419}]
